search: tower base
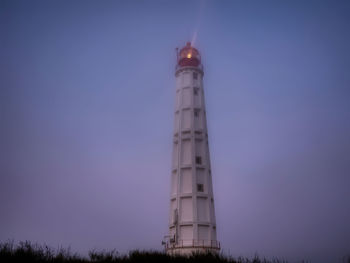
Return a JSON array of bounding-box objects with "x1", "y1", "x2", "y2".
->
[{"x1": 165, "y1": 241, "x2": 220, "y2": 256}]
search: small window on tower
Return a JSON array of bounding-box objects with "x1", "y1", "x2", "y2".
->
[
  {"x1": 194, "y1": 88, "x2": 198, "y2": 95},
  {"x1": 197, "y1": 184, "x2": 204, "y2": 192},
  {"x1": 196, "y1": 156, "x2": 202, "y2": 164},
  {"x1": 193, "y1": 72, "x2": 198, "y2": 79},
  {"x1": 194, "y1": 110, "x2": 199, "y2": 117}
]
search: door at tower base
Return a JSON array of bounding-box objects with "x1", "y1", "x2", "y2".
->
[{"x1": 166, "y1": 42, "x2": 220, "y2": 255}]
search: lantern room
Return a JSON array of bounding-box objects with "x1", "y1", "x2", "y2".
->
[{"x1": 177, "y1": 42, "x2": 201, "y2": 68}]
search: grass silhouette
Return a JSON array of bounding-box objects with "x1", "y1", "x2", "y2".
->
[{"x1": 1, "y1": 240, "x2": 348, "y2": 263}]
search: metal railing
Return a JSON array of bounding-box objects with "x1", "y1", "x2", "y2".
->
[
  {"x1": 165, "y1": 239, "x2": 220, "y2": 250},
  {"x1": 175, "y1": 64, "x2": 203, "y2": 72}
]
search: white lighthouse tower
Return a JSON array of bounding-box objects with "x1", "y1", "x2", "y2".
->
[{"x1": 165, "y1": 42, "x2": 220, "y2": 255}]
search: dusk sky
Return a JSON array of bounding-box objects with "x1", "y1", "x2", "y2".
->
[{"x1": 1, "y1": 1, "x2": 350, "y2": 262}]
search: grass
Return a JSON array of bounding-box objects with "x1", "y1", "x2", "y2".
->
[{"x1": 0, "y1": 240, "x2": 348, "y2": 263}]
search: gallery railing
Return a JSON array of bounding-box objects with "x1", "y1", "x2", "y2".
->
[{"x1": 165, "y1": 239, "x2": 220, "y2": 250}]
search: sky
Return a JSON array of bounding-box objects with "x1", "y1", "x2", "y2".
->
[{"x1": 1, "y1": 0, "x2": 350, "y2": 262}]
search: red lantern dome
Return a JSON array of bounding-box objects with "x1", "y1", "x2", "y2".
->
[{"x1": 177, "y1": 42, "x2": 201, "y2": 68}]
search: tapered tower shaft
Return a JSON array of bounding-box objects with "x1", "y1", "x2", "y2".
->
[{"x1": 165, "y1": 42, "x2": 220, "y2": 255}]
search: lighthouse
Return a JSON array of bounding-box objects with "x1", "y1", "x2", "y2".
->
[{"x1": 164, "y1": 42, "x2": 220, "y2": 255}]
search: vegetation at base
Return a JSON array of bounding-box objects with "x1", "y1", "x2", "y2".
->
[{"x1": 0, "y1": 240, "x2": 348, "y2": 263}]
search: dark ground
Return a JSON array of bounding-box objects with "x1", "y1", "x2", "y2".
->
[{"x1": 2, "y1": 241, "x2": 349, "y2": 263}]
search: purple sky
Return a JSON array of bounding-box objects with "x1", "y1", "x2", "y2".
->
[{"x1": 1, "y1": 1, "x2": 350, "y2": 262}]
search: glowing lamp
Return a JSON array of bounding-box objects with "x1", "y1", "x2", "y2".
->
[{"x1": 177, "y1": 42, "x2": 201, "y2": 68}]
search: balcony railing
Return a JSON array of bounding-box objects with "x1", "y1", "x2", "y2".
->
[
  {"x1": 175, "y1": 64, "x2": 203, "y2": 72},
  {"x1": 165, "y1": 239, "x2": 220, "y2": 250}
]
